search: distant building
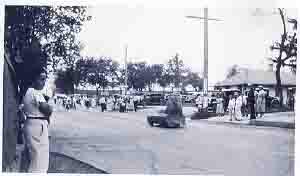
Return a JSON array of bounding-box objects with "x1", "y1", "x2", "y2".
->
[{"x1": 214, "y1": 69, "x2": 296, "y2": 105}]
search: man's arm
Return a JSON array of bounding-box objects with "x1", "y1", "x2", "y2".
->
[{"x1": 39, "y1": 102, "x2": 53, "y2": 117}]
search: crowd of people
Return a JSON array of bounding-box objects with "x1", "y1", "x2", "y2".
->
[
  {"x1": 195, "y1": 85, "x2": 269, "y2": 121},
  {"x1": 53, "y1": 94, "x2": 142, "y2": 112}
]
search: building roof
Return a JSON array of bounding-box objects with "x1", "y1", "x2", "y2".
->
[{"x1": 215, "y1": 69, "x2": 296, "y2": 87}]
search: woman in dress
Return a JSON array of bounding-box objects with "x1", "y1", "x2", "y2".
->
[{"x1": 216, "y1": 94, "x2": 224, "y2": 117}]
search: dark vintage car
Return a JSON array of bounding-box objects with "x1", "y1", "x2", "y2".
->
[
  {"x1": 147, "y1": 94, "x2": 186, "y2": 128},
  {"x1": 145, "y1": 93, "x2": 165, "y2": 105},
  {"x1": 147, "y1": 114, "x2": 185, "y2": 128}
]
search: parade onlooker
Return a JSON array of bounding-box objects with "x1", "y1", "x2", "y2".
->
[
  {"x1": 99, "y1": 96, "x2": 106, "y2": 112},
  {"x1": 133, "y1": 95, "x2": 139, "y2": 112},
  {"x1": 72, "y1": 96, "x2": 76, "y2": 110},
  {"x1": 241, "y1": 92, "x2": 248, "y2": 117},
  {"x1": 247, "y1": 86, "x2": 256, "y2": 120},
  {"x1": 216, "y1": 93, "x2": 224, "y2": 117},
  {"x1": 202, "y1": 93, "x2": 209, "y2": 112},
  {"x1": 234, "y1": 92, "x2": 244, "y2": 121},
  {"x1": 227, "y1": 95, "x2": 235, "y2": 121},
  {"x1": 254, "y1": 88, "x2": 259, "y2": 116},
  {"x1": 22, "y1": 70, "x2": 53, "y2": 172},
  {"x1": 106, "y1": 96, "x2": 114, "y2": 111},
  {"x1": 66, "y1": 96, "x2": 71, "y2": 110},
  {"x1": 119, "y1": 97, "x2": 126, "y2": 112},
  {"x1": 128, "y1": 97, "x2": 135, "y2": 111},
  {"x1": 288, "y1": 94, "x2": 295, "y2": 111},
  {"x1": 196, "y1": 93, "x2": 203, "y2": 112},
  {"x1": 256, "y1": 86, "x2": 266, "y2": 118}
]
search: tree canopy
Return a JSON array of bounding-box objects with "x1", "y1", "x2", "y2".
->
[
  {"x1": 269, "y1": 8, "x2": 297, "y2": 106},
  {"x1": 5, "y1": 6, "x2": 91, "y2": 96}
]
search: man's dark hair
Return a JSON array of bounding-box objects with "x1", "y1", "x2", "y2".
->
[{"x1": 18, "y1": 38, "x2": 48, "y2": 103}]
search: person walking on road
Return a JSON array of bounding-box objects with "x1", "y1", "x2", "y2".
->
[{"x1": 22, "y1": 70, "x2": 53, "y2": 173}]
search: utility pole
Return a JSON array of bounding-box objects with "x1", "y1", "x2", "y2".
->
[
  {"x1": 203, "y1": 8, "x2": 208, "y2": 95},
  {"x1": 124, "y1": 44, "x2": 128, "y2": 95},
  {"x1": 186, "y1": 8, "x2": 222, "y2": 94}
]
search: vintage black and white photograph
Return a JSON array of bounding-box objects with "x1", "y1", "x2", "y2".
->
[{"x1": 2, "y1": 4, "x2": 297, "y2": 175}]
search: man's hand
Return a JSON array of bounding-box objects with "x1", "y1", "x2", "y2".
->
[{"x1": 39, "y1": 102, "x2": 53, "y2": 117}]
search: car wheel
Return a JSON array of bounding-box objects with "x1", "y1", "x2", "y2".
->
[
  {"x1": 271, "y1": 100, "x2": 280, "y2": 109},
  {"x1": 147, "y1": 118, "x2": 154, "y2": 127}
]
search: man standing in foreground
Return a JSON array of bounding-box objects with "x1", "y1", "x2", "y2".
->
[{"x1": 22, "y1": 69, "x2": 53, "y2": 172}]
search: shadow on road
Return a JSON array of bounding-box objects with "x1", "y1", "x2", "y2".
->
[{"x1": 48, "y1": 152, "x2": 108, "y2": 174}]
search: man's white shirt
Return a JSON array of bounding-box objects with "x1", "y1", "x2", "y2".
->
[{"x1": 22, "y1": 88, "x2": 46, "y2": 117}]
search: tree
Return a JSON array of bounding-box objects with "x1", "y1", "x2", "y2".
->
[
  {"x1": 226, "y1": 64, "x2": 239, "y2": 79},
  {"x1": 166, "y1": 53, "x2": 187, "y2": 90},
  {"x1": 127, "y1": 62, "x2": 149, "y2": 91},
  {"x1": 143, "y1": 64, "x2": 164, "y2": 91},
  {"x1": 86, "y1": 57, "x2": 119, "y2": 95},
  {"x1": 184, "y1": 71, "x2": 203, "y2": 91},
  {"x1": 269, "y1": 8, "x2": 297, "y2": 106},
  {"x1": 5, "y1": 6, "x2": 91, "y2": 97},
  {"x1": 158, "y1": 72, "x2": 171, "y2": 93},
  {"x1": 54, "y1": 68, "x2": 77, "y2": 94}
]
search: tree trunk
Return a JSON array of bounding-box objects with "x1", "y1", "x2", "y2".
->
[
  {"x1": 96, "y1": 87, "x2": 99, "y2": 96},
  {"x1": 71, "y1": 84, "x2": 75, "y2": 95},
  {"x1": 275, "y1": 63, "x2": 283, "y2": 106}
]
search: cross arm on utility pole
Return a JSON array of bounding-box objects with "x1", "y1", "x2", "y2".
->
[
  {"x1": 185, "y1": 9, "x2": 223, "y2": 95},
  {"x1": 186, "y1": 16, "x2": 222, "y2": 21}
]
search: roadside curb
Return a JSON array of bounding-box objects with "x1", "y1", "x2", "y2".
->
[
  {"x1": 190, "y1": 119, "x2": 295, "y2": 129},
  {"x1": 248, "y1": 120, "x2": 295, "y2": 129}
]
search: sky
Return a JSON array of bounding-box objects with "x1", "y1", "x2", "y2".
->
[{"x1": 78, "y1": 7, "x2": 297, "y2": 86}]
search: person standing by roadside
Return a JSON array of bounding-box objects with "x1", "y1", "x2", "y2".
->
[
  {"x1": 99, "y1": 96, "x2": 106, "y2": 112},
  {"x1": 22, "y1": 70, "x2": 53, "y2": 173},
  {"x1": 133, "y1": 94, "x2": 139, "y2": 112},
  {"x1": 247, "y1": 86, "x2": 256, "y2": 120},
  {"x1": 203, "y1": 93, "x2": 209, "y2": 113},
  {"x1": 234, "y1": 92, "x2": 243, "y2": 121},
  {"x1": 196, "y1": 93, "x2": 203, "y2": 112},
  {"x1": 241, "y1": 92, "x2": 248, "y2": 117},
  {"x1": 256, "y1": 86, "x2": 266, "y2": 118},
  {"x1": 254, "y1": 88, "x2": 259, "y2": 116},
  {"x1": 228, "y1": 94, "x2": 235, "y2": 121},
  {"x1": 216, "y1": 93, "x2": 224, "y2": 117}
]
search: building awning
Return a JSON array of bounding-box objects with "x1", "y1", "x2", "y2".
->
[{"x1": 215, "y1": 69, "x2": 296, "y2": 87}]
